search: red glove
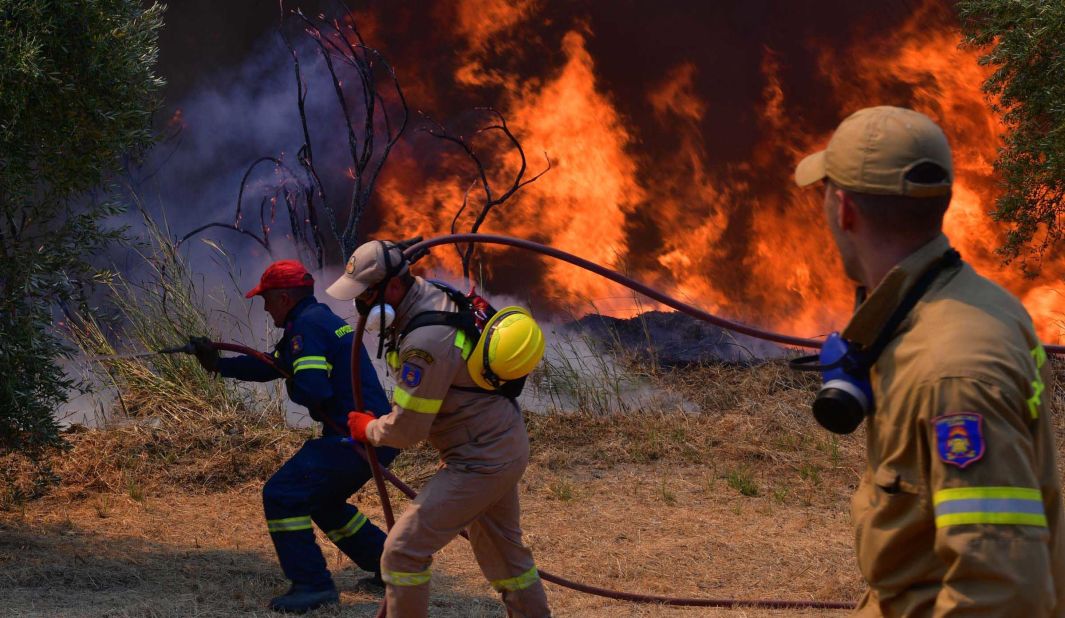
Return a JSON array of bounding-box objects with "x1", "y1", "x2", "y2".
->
[{"x1": 347, "y1": 411, "x2": 375, "y2": 442}]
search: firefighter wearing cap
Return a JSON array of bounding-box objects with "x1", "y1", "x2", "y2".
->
[
  {"x1": 795, "y1": 106, "x2": 1064, "y2": 615},
  {"x1": 190, "y1": 259, "x2": 399, "y2": 613},
  {"x1": 327, "y1": 242, "x2": 552, "y2": 617}
]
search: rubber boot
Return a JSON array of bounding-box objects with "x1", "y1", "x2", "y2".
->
[{"x1": 268, "y1": 583, "x2": 340, "y2": 614}]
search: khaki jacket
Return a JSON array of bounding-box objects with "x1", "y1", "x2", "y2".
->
[
  {"x1": 365, "y1": 278, "x2": 527, "y2": 466},
  {"x1": 846, "y1": 234, "x2": 1064, "y2": 617}
]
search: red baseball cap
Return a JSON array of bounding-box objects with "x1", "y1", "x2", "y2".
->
[{"x1": 245, "y1": 260, "x2": 315, "y2": 298}]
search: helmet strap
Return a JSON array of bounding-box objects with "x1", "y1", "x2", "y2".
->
[{"x1": 372, "y1": 240, "x2": 408, "y2": 359}]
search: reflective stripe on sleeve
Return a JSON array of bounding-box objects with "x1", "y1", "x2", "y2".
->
[
  {"x1": 1029, "y1": 345, "x2": 1048, "y2": 419},
  {"x1": 933, "y1": 487, "x2": 1047, "y2": 528},
  {"x1": 292, "y1": 355, "x2": 333, "y2": 374},
  {"x1": 326, "y1": 512, "x2": 368, "y2": 542},
  {"x1": 267, "y1": 515, "x2": 313, "y2": 533},
  {"x1": 392, "y1": 386, "x2": 443, "y2": 414},
  {"x1": 454, "y1": 330, "x2": 473, "y2": 360},
  {"x1": 382, "y1": 568, "x2": 431, "y2": 586},
  {"x1": 490, "y1": 567, "x2": 540, "y2": 592}
]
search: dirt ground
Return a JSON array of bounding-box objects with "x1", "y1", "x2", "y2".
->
[
  {"x1": 1, "y1": 447, "x2": 862, "y2": 616},
  {"x1": 15, "y1": 359, "x2": 1042, "y2": 616}
]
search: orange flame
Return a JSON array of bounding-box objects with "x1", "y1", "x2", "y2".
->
[{"x1": 368, "y1": 0, "x2": 1065, "y2": 344}]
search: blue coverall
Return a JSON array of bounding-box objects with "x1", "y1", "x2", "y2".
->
[{"x1": 217, "y1": 295, "x2": 397, "y2": 590}]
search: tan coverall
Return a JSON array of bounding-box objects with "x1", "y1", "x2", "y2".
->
[
  {"x1": 363, "y1": 277, "x2": 551, "y2": 617},
  {"x1": 844, "y1": 234, "x2": 1064, "y2": 616}
]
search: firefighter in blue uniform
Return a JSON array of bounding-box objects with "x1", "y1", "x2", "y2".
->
[{"x1": 191, "y1": 259, "x2": 397, "y2": 614}]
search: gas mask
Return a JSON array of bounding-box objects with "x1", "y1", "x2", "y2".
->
[
  {"x1": 363, "y1": 302, "x2": 395, "y2": 333},
  {"x1": 790, "y1": 249, "x2": 961, "y2": 434},
  {"x1": 806, "y1": 332, "x2": 873, "y2": 434}
]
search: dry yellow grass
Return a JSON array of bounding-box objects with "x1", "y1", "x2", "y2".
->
[{"x1": 2, "y1": 360, "x2": 1062, "y2": 616}]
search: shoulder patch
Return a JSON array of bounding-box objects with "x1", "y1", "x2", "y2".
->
[
  {"x1": 290, "y1": 335, "x2": 303, "y2": 355},
  {"x1": 401, "y1": 348, "x2": 434, "y2": 365},
  {"x1": 934, "y1": 413, "x2": 985, "y2": 469},
  {"x1": 400, "y1": 362, "x2": 423, "y2": 388}
]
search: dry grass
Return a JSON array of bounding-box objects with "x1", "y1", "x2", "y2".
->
[
  {"x1": 0, "y1": 358, "x2": 873, "y2": 617},
  {"x1": 5, "y1": 228, "x2": 1064, "y2": 618}
]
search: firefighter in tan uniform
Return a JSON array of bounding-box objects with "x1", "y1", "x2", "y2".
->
[
  {"x1": 795, "y1": 106, "x2": 1064, "y2": 616},
  {"x1": 326, "y1": 240, "x2": 552, "y2": 617}
]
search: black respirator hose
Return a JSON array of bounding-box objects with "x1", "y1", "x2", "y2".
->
[{"x1": 403, "y1": 234, "x2": 821, "y2": 349}]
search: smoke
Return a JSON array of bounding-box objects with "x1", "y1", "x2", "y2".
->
[{"x1": 130, "y1": 0, "x2": 1065, "y2": 347}]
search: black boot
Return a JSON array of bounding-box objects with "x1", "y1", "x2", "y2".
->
[
  {"x1": 353, "y1": 571, "x2": 385, "y2": 592},
  {"x1": 268, "y1": 583, "x2": 339, "y2": 613}
]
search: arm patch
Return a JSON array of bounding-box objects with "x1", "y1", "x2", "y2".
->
[
  {"x1": 400, "y1": 362, "x2": 423, "y2": 388},
  {"x1": 934, "y1": 413, "x2": 985, "y2": 469}
]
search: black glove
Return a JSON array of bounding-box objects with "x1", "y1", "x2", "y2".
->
[{"x1": 189, "y1": 336, "x2": 219, "y2": 373}]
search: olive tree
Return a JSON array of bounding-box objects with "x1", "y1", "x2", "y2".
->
[
  {"x1": 0, "y1": 0, "x2": 164, "y2": 489},
  {"x1": 958, "y1": 1, "x2": 1065, "y2": 267}
]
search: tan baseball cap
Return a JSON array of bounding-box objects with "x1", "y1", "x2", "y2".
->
[
  {"x1": 325, "y1": 240, "x2": 407, "y2": 300},
  {"x1": 794, "y1": 106, "x2": 953, "y2": 197}
]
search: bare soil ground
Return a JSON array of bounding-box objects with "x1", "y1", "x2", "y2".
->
[{"x1": 3, "y1": 361, "x2": 1061, "y2": 617}]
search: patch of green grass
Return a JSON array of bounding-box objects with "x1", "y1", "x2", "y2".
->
[
  {"x1": 821, "y1": 435, "x2": 842, "y2": 466},
  {"x1": 799, "y1": 463, "x2": 822, "y2": 485},
  {"x1": 701, "y1": 471, "x2": 717, "y2": 495},
  {"x1": 772, "y1": 486, "x2": 789, "y2": 504},
  {"x1": 725, "y1": 467, "x2": 759, "y2": 497},
  {"x1": 772, "y1": 433, "x2": 807, "y2": 453},
  {"x1": 547, "y1": 478, "x2": 575, "y2": 502}
]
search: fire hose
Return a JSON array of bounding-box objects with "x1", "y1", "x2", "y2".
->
[
  {"x1": 383, "y1": 234, "x2": 862, "y2": 611},
  {"x1": 191, "y1": 338, "x2": 854, "y2": 611},
  {"x1": 197, "y1": 234, "x2": 1065, "y2": 612}
]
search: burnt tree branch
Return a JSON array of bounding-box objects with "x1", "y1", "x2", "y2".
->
[
  {"x1": 182, "y1": 5, "x2": 407, "y2": 269},
  {"x1": 422, "y1": 107, "x2": 551, "y2": 283},
  {"x1": 296, "y1": 10, "x2": 408, "y2": 257}
]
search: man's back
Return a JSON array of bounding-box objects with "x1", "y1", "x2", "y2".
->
[{"x1": 853, "y1": 238, "x2": 1064, "y2": 615}]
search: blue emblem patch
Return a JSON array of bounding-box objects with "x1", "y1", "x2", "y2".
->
[
  {"x1": 400, "y1": 362, "x2": 423, "y2": 388},
  {"x1": 933, "y1": 413, "x2": 985, "y2": 469},
  {"x1": 290, "y1": 335, "x2": 303, "y2": 355}
]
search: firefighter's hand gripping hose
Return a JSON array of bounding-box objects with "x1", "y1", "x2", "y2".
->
[{"x1": 187, "y1": 338, "x2": 397, "y2": 531}]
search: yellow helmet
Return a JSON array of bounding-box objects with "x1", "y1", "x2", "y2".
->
[{"x1": 467, "y1": 306, "x2": 545, "y2": 391}]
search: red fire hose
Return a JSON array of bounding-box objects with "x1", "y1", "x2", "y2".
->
[{"x1": 347, "y1": 314, "x2": 396, "y2": 532}]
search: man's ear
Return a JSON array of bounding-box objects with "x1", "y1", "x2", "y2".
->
[{"x1": 837, "y1": 190, "x2": 858, "y2": 232}]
